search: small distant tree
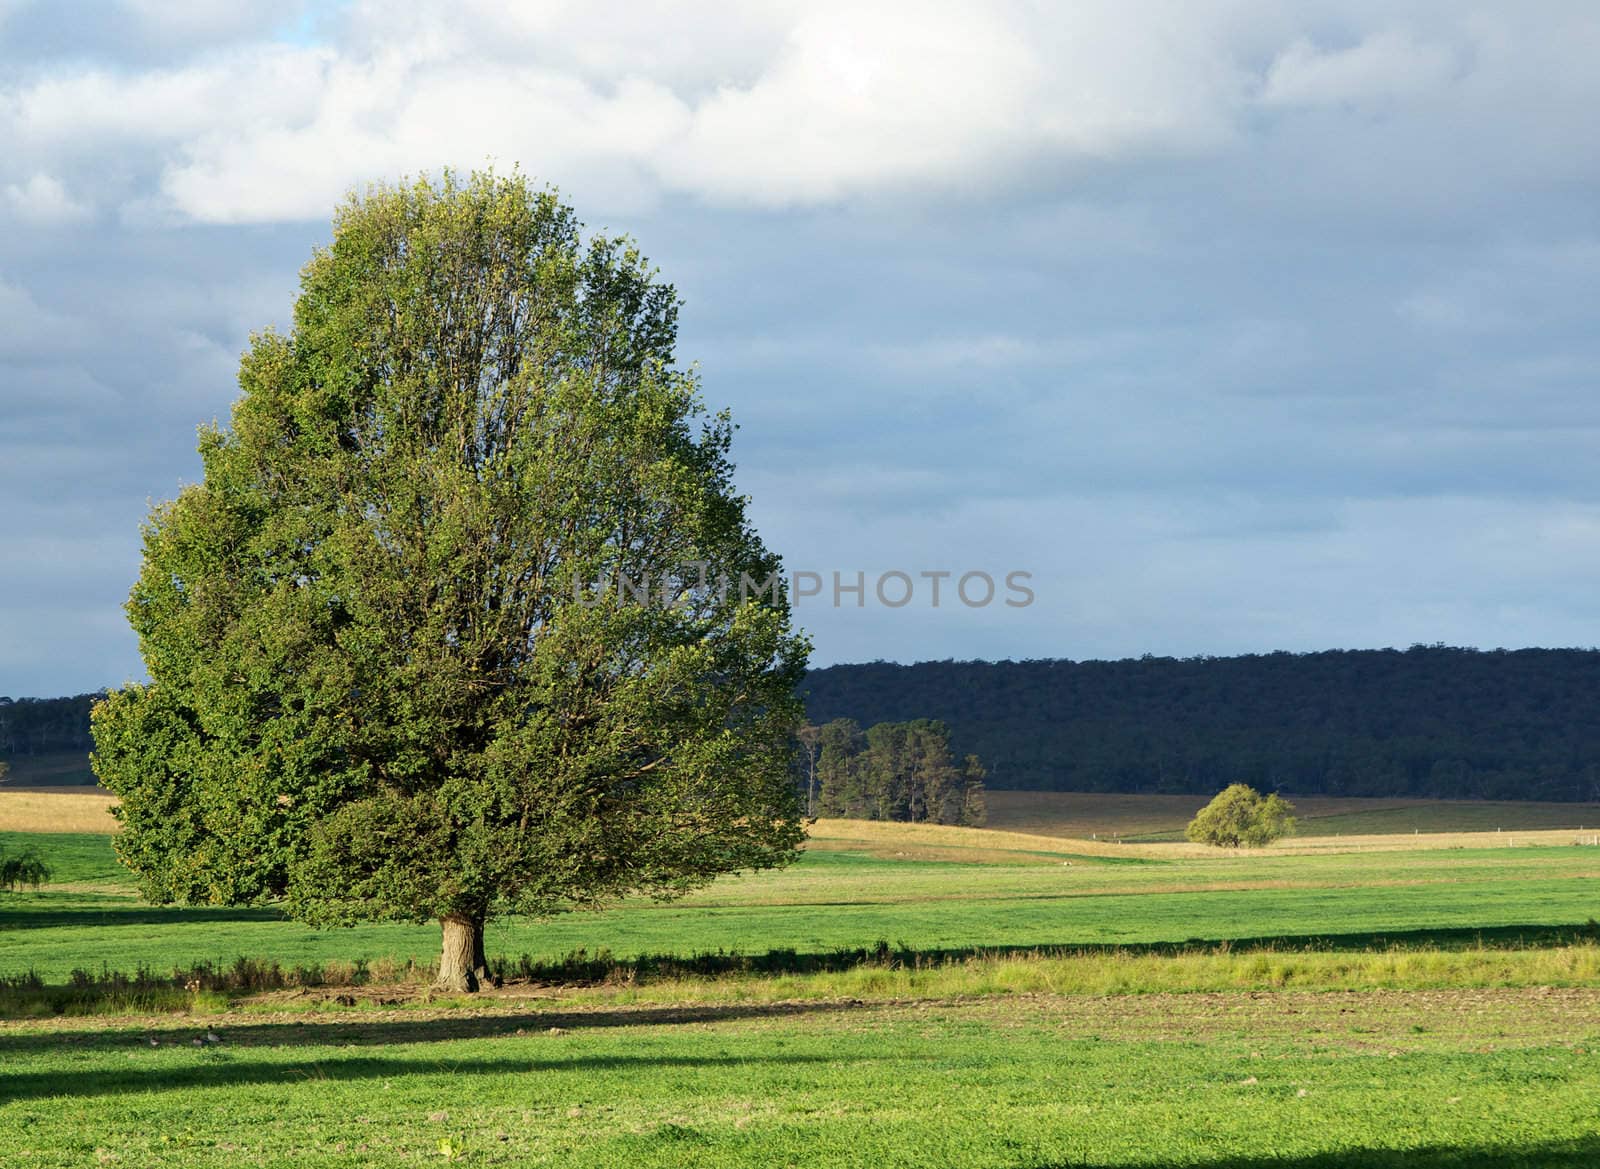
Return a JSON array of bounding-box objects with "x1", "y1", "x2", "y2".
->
[
  {"x1": 864, "y1": 722, "x2": 913, "y2": 821},
  {"x1": 815, "y1": 719, "x2": 866, "y2": 817},
  {"x1": 907, "y1": 721, "x2": 960, "y2": 824},
  {"x1": 796, "y1": 724, "x2": 824, "y2": 818},
  {"x1": 1185, "y1": 784, "x2": 1296, "y2": 848},
  {"x1": 959, "y1": 754, "x2": 988, "y2": 827},
  {"x1": 1, "y1": 842, "x2": 50, "y2": 892}
]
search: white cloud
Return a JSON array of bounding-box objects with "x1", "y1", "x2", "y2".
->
[
  {"x1": 0, "y1": 1, "x2": 1595, "y2": 228},
  {"x1": 5, "y1": 44, "x2": 331, "y2": 148},
  {"x1": 2, "y1": 172, "x2": 89, "y2": 224},
  {"x1": 0, "y1": 0, "x2": 1270, "y2": 223},
  {"x1": 159, "y1": 0, "x2": 1249, "y2": 219},
  {"x1": 159, "y1": 63, "x2": 691, "y2": 222},
  {"x1": 659, "y1": 3, "x2": 1044, "y2": 205},
  {"x1": 1261, "y1": 29, "x2": 1460, "y2": 107},
  {"x1": 367, "y1": 0, "x2": 801, "y2": 89}
]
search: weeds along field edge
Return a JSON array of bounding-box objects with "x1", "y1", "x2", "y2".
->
[{"x1": 5, "y1": 938, "x2": 1600, "y2": 1020}]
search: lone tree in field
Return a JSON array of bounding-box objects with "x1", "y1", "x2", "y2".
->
[
  {"x1": 1, "y1": 853, "x2": 50, "y2": 892},
  {"x1": 91, "y1": 171, "x2": 809, "y2": 991},
  {"x1": 1185, "y1": 784, "x2": 1296, "y2": 848},
  {"x1": 1, "y1": 816, "x2": 50, "y2": 892}
]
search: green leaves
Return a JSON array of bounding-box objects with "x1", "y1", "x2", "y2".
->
[
  {"x1": 94, "y1": 170, "x2": 808, "y2": 938},
  {"x1": 1186, "y1": 783, "x2": 1298, "y2": 848}
]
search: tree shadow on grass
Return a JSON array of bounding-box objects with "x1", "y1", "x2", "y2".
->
[
  {"x1": 2, "y1": 919, "x2": 1594, "y2": 1021},
  {"x1": 1106, "y1": 921, "x2": 1600, "y2": 955},
  {"x1": 1036, "y1": 1137, "x2": 1600, "y2": 1169},
  {"x1": 0, "y1": 998, "x2": 877, "y2": 1060},
  {"x1": 0, "y1": 1047, "x2": 840, "y2": 1103},
  {"x1": 499, "y1": 922, "x2": 1600, "y2": 982},
  {"x1": 0, "y1": 903, "x2": 284, "y2": 930}
]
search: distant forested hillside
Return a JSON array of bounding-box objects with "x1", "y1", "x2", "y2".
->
[
  {"x1": 801, "y1": 648, "x2": 1600, "y2": 802},
  {"x1": 0, "y1": 694, "x2": 99, "y2": 758},
  {"x1": 13, "y1": 648, "x2": 1600, "y2": 801}
]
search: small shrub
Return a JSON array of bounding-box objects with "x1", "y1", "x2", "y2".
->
[{"x1": 0, "y1": 846, "x2": 51, "y2": 891}]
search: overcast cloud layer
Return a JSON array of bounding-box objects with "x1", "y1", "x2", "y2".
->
[{"x1": 3, "y1": 0, "x2": 1600, "y2": 696}]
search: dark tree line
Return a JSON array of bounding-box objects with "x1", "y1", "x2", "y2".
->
[
  {"x1": 0, "y1": 694, "x2": 101, "y2": 758},
  {"x1": 798, "y1": 719, "x2": 987, "y2": 826},
  {"x1": 801, "y1": 647, "x2": 1600, "y2": 802},
  {"x1": 22, "y1": 645, "x2": 1600, "y2": 803}
]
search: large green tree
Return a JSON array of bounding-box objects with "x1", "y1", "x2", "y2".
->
[{"x1": 92, "y1": 171, "x2": 809, "y2": 991}]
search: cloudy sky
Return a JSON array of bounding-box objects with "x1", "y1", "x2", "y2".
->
[{"x1": 3, "y1": 1, "x2": 1600, "y2": 697}]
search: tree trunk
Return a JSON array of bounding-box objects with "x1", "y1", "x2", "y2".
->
[
  {"x1": 435, "y1": 914, "x2": 479, "y2": 993},
  {"x1": 471, "y1": 918, "x2": 495, "y2": 988}
]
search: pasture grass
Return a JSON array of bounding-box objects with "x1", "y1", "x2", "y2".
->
[
  {"x1": 526, "y1": 943, "x2": 1600, "y2": 1006},
  {"x1": 1280, "y1": 801, "x2": 1600, "y2": 838},
  {"x1": 0, "y1": 831, "x2": 126, "y2": 886},
  {"x1": 4, "y1": 823, "x2": 1600, "y2": 988},
  {"x1": 4, "y1": 794, "x2": 1600, "y2": 1165},
  {"x1": 6, "y1": 936, "x2": 1600, "y2": 1021},
  {"x1": 985, "y1": 789, "x2": 1600, "y2": 841},
  {"x1": 2, "y1": 990, "x2": 1598, "y2": 1167}
]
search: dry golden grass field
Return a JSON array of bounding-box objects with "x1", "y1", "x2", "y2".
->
[
  {"x1": 10, "y1": 751, "x2": 1600, "y2": 842},
  {"x1": 985, "y1": 788, "x2": 1600, "y2": 841},
  {"x1": 807, "y1": 815, "x2": 1600, "y2": 859},
  {"x1": 6, "y1": 787, "x2": 1600, "y2": 858},
  {"x1": 0, "y1": 787, "x2": 117, "y2": 834}
]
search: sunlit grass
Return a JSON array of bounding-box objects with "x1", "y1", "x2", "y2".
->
[
  {"x1": 5, "y1": 793, "x2": 1600, "y2": 1166},
  {"x1": 3, "y1": 991, "x2": 1598, "y2": 1168}
]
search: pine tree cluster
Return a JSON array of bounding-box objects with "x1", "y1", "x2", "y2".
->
[{"x1": 802, "y1": 719, "x2": 987, "y2": 826}]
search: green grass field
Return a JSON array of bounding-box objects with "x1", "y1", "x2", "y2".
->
[
  {"x1": 5, "y1": 829, "x2": 1600, "y2": 984},
  {"x1": 4, "y1": 992, "x2": 1598, "y2": 1168},
  {"x1": 4, "y1": 797, "x2": 1600, "y2": 1165}
]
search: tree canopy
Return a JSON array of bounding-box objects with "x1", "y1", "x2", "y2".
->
[
  {"x1": 91, "y1": 171, "x2": 809, "y2": 990},
  {"x1": 807, "y1": 719, "x2": 987, "y2": 826},
  {"x1": 1185, "y1": 784, "x2": 1296, "y2": 848}
]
